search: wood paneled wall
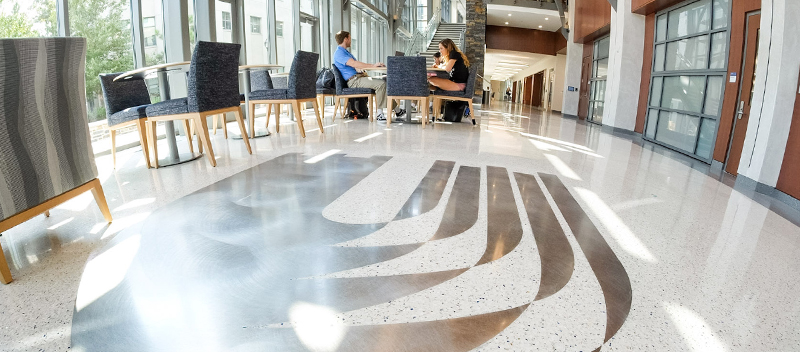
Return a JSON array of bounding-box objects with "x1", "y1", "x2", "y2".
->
[
  {"x1": 713, "y1": 0, "x2": 762, "y2": 162},
  {"x1": 573, "y1": 0, "x2": 612, "y2": 43},
  {"x1": 632, "y1": 0, "x2": 686, "y2": 15},
  {"x1": 635, "y1": 14, "x2": 656, "y2": 134},
  {"x1": 486, "y1": 26, "x2": 565, "y2": 56}
]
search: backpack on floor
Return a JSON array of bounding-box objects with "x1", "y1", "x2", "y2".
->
[
  {"x1": 347, "y1": 98, "x2": 370, "y2": 119},
  {"x1": 443, "y1": 101, "x2": 468, "y2": 122}
]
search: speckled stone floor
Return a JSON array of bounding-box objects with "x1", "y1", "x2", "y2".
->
[{"x1": 2, "y1": 101, "x2": 800, "y2": 351}]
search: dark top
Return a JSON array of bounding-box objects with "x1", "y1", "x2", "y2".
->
[{"x1": 447, "y1": 51, "x2": 469, "y2": 84}]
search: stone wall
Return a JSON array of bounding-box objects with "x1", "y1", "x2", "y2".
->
[{"x1": 464, "y1": 0, "x2": 486, "y2": 104}]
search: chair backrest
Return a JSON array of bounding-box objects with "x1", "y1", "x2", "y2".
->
[
  {"x1": 0, "y1": 38, "x2": 97, "y2": 221},
  {"x1": 287, "y1": 51, "x2": 319, "y2": 100},
  {"x1": 187, "y1": 41, "x2": 241, "y2": 113},
  {"x1": 387, "y1": 56, "x2": 428, "y2": 97},
  {"x1": 461, "y1": 65, "x2": 479, "y2": 98},
  {"x1": 99, "y1": 73, "x2": 151, "y2": 118},
  {"x1": 250, "y1": 70, "x2": 273, "y2": 91},
  {"x1": 330, "y1": 64, "x2": 349, "y2": 95}
]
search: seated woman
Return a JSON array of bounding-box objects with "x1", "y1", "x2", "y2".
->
[{"x1": 428, "y1": 38, "x2": 470, "y2": 91}]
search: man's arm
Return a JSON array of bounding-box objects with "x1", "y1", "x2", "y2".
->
[{"x1": 346, "y1": 58, "x2": 382, "y2": 70}]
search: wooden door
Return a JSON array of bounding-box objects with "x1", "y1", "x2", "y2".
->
[
  {"x1": 512, "y1": 81, "x2": 517, "y2": 102},
  {"x1": 532, "y1": 72, "x2": 544, "y2": 107},
  {"x1": 523, "y1": 76, "x2": 533, "y2": 105},
  {"x1": 725, "y1": 13, "x2": 760, "y2": 175},
  {"x1": 578, "y1": 43, "x2": 593, "y2": 119},
  {"x1": 776, "y1": 72, "x2": 800, "y2": 199}
]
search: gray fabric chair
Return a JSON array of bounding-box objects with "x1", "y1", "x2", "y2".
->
[
  {"x1": 247, "y1": 51, "x2": 322, "y2": 138},
  {"x1": 432, "y1": 65, "x2": 479, "y2": 125},
  {"x1": 0, "y1": 38, "x2": 112, "y2": 284},
  {"x1": 330, "y1": 65, "x2": 376, "y2": 121},
  {"x1": 145, "y1": 41, "x2": 252, "y2": 167},
  {"x1": 217, "y1": 70, "x2": 275, "y2": 138},
  {"x1": 99, "y1": 73, "x2": 154, "y2": 168},
  {"x1": 386, "y1": 56, "x2": 430, "y2": 127}
]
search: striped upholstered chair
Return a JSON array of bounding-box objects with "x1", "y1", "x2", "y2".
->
[
  {"x1": 0, "y1": 38, "x2": 112, "y2": 284},
  {"x1": 99, "y1": 73, "x2": 154, "y2": 169},
  {"x1": 145, "y1": 41, "x2": 252, "y2": 167},
  {"x1": 386, "y1": 56, "x2": 430, "y2": 127}
]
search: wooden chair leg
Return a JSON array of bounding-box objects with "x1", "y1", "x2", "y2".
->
[
  {"x1": 421, "y1": 98, "x2": 427, "y2": 128},
  {"x1": 276, "y1": 104, "x2": 281, "y2": 133},
  {"x1": 368, "y1": 95, "x2": 374, "y2": 122},
  {"x1": 136, "y1": 120, "x2": 151, "y2": 169},
  {"x1": 194, "y1": 115, "x2": 216, "y2": 167},
  {"x1": 312, "y1": 100, "x2": 323, "y2": 133},
  {"x1": 265, "y1": 104, "x2": 272, "y2": 130},
  {"x1": 0, "y1": 243, "x2": 12, "y2": 284},
  {"x1": 90, "y1": 178, "x2": 113, "y2": 223},
  {"x1": 221, "y1": 114, "x2": 228, "y2": 139},
  {"x1": 233, "y1": 109, "x2": 253, "y2": 154},
  {"x1": 387, "y1": 98, "x2": 393, "y2": 125},
  {"x1": 182, "y1": 119, "x2": 194, "y2": 154},
  {"x1": 469, "y1": 100, "x2": 475, "y2": 125},
  {"x1": 248, "y1": 102, "x2": 256, "y2": 138},
  {"x1": 110, "y1": 129, "x2": 117, "y2": 169},
  {"x1": 148, "y1": 121, "x2": 159, "y2": 168},
  {"x1": 343, "y1": 98, "x2": 350, "y2": 119},
  {"x1": 213, "y1": 114, "x2": 218, "y2": 134},
  {"x1": 292, "y1": 101, "x2": 306, "y2": 138},
  {"x1": 333, "y1": 98, "x2": 340, "y2": 121}
]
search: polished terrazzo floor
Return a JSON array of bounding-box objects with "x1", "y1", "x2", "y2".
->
[{"x1": 1, "y1": 101, "x2": 800, "y2": 351}]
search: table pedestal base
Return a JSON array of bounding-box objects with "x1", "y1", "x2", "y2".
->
[
  {"x1": 232, "y1": 129, "x2": 271, "y2": 140},
  {"x1": 154, "y1": 152, "x2": 204, "y2": 168}
]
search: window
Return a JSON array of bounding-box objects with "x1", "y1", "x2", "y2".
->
[
  {"x1": 645, "y1": 0, "x2": 730, "y2": 161},
  {"x1": 417, "y1": 4, "x2": 427, "y2": 30},
  {"x1": 143, "y1": 16, "x2": 158, "y2": 47},
  {"x1": 68, "y1": 0, "x2": 135, "y2": 123},
  {"x1": 276, "y1": 21, "x2": 284, "y2": 37},
  {"x1": 0, "y1": 0, "x2": 57, "y2": 38},
  {"x1": 222, "y1": 11, "x2": 232, "y2": 30},
  {"x1": 587, "y1": 36, "x2": 610, "y2": 124},
  {"x1": 143, "y1": 16, "x2": 155, "y2": 27},
  {"x1": 250, "y1": 16, "x2": 261, "y2": 34},
  {"x1": 275, "y1": 0, "x2": 295, "y2": 69}
]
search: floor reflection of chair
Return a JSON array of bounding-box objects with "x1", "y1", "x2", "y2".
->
[{"x1": 144, "y1": 41, "x2": 252, "y2": 167}]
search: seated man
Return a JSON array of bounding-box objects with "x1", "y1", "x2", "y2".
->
[{"x1": 333, "y1": 31, "x2": 404, "y2": 121}]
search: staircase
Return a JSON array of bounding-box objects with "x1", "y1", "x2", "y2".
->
[{"x1": 421, "y1": 23, "x2": 466, "y2": 67}]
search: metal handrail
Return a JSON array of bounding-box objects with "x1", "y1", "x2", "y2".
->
[{"x1": 402, "y1": 6, "x2": 441, "y2": 56}]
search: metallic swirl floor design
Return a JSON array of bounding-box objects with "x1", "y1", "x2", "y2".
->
[{"x1": 70, "y1": 152, "x2": 632, "y2": 351}]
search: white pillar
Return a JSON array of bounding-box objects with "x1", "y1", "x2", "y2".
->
[
  {"x1": 738, "y1": 0, "x2": 800, "y2": 186},
  {"x1": 561, "y1": 8, "x2": 583, "y2": 117},
  {"x1": 602, "y1": 0, "x2": 645, "y2": 131}
]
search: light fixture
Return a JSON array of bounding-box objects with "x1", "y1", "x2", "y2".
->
[
  {"x1": 545, "y1": 17, "x2": 549, "y2": 20},
  {"x1": 538, "y1": 25, "x2": 543, "y2": 28},
  {"x1": 505, "y1": 22, "x2": 509, "y2": 25},
  {"x1": 508, "y1": 13, "x2": 512, "y2": 16}
]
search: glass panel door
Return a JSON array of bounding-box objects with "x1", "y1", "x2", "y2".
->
[{"x1": 587, "y1": 36, "x2": 610, "y2": 124}]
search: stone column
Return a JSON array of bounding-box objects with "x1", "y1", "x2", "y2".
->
[
  {"x1": 738, "y1": 0, "x2": 800, "y2": 186},
  {"x1": 464, "y1": 0, "x2": 486, "y2": 104},
  {"x1": 602, "y1": 0, "x2": 645, "y2": 131},
  {"x1": 560, "y1": 5, "x2": 583, "y2": 117}
]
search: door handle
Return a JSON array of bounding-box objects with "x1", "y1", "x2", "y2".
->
[{"x1": 735, "y1": 101, "x2": 745, "y2": 119}]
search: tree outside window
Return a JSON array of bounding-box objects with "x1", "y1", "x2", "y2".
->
[{"x1": 250, "y1": 16, "x2": 260, "y2": 34}]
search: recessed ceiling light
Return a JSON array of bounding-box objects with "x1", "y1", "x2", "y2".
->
[
  {"x1": 508, "y1": 13, "x2": 512, "y2": 16},
  {"x1": 505, "y1": 22, "x2": 509, "y2": 25},
  {"x1": 545, "y1": 17, "x2": 549, "y2": 20},
  {"x1": 538, "y1": 25, "x2": 543, "y2": 28}
]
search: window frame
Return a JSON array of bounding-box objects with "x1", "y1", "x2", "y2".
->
[
  {"x1": 643, "y1": 0, "x2": 732, "y2": 163},
  {"x1": 222, "y1": 11, "x2": 232, "y2": 31},
  {"x1": 250, "y1": 15, "x2": 261, "y2": 34}
]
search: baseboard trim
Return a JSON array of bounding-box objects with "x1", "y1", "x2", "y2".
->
[{"x1": 736, "y1": 175, "x2": 800, "y2": 212}]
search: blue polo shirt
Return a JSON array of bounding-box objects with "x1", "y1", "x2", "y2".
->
[{"x1": 333, "y1": 46, "x2": 358, "y2": 81}]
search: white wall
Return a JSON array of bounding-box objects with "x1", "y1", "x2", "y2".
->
[
  {"x1": 552, "y1": 54, "x2": 567, "y2": 112},
  {"x1": 738, "y1": 0, "x2": 800, "y2": 186},
  {"x1": 602, "y1": 0, "x2": 645, "y2": 131},
  {"x1": 561, "y1": 9, "x2": 583, "y2": 116}
]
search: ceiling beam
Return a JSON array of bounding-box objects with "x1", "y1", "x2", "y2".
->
[{"x1": 553, "y1": 0, "x2": 568, "y2": 39}]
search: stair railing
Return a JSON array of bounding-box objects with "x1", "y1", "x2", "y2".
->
[{"x1": 402, "y1": 6, "x2": 442, "y2": 57}]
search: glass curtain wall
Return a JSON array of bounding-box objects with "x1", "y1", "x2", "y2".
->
[
  {"x1": 588, "y1": 36, "x2": 610, "y2": 124},
  {"x1": 275, "y1": 0, "x2": 295, "y2": 68},
  {"x1": 645, "y1": 0, "x2": 730, "y2": 161},
  {"x1": 347, "y1": 4, "x2": 389, "y2": 64},
  {"x1": 244, "y1": 0, "x2": 270, "y2": 64},
  {"x1": 416, "y1": 2, "x2": 427, "y2": 31},
  {"x1": 0, "y1": 0, "x2": 56, "y2": 38}
]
